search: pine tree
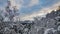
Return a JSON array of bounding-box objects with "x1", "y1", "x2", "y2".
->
[{"x1": 5, "y1": 0, "x2": 19, "y2": 22}]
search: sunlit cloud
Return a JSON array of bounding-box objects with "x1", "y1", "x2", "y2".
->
[
  {"x1": 0, "y1": 0, "x2": 60, "y2": 21},
  {"x1": 20, "y1": 2, "x2": 60, "y2": 21}
]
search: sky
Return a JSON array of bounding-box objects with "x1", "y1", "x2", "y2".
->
[{"x1": 0, "y1": 0, "x2": 60, "y2": 21}]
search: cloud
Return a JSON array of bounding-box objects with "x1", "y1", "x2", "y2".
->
[
  {"x1": 0, "y1": 0, "x2": 60, "y2": 21},
  {"x1": 9, "y1": 0, "x2": 22, "y2": 9},
  {"x1": 9, "y1": 0, "x2": 39, "y2": 9},
  {"x1": 20, "y1": 2, "x2": 60, "y2": 21},
  {"x1": 28, "y1": 0, "x2": 39, "y2": 7}
]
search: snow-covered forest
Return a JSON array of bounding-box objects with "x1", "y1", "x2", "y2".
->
[{"x1": 0, "y1": 0, "x2": 60, "y2": 34}]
